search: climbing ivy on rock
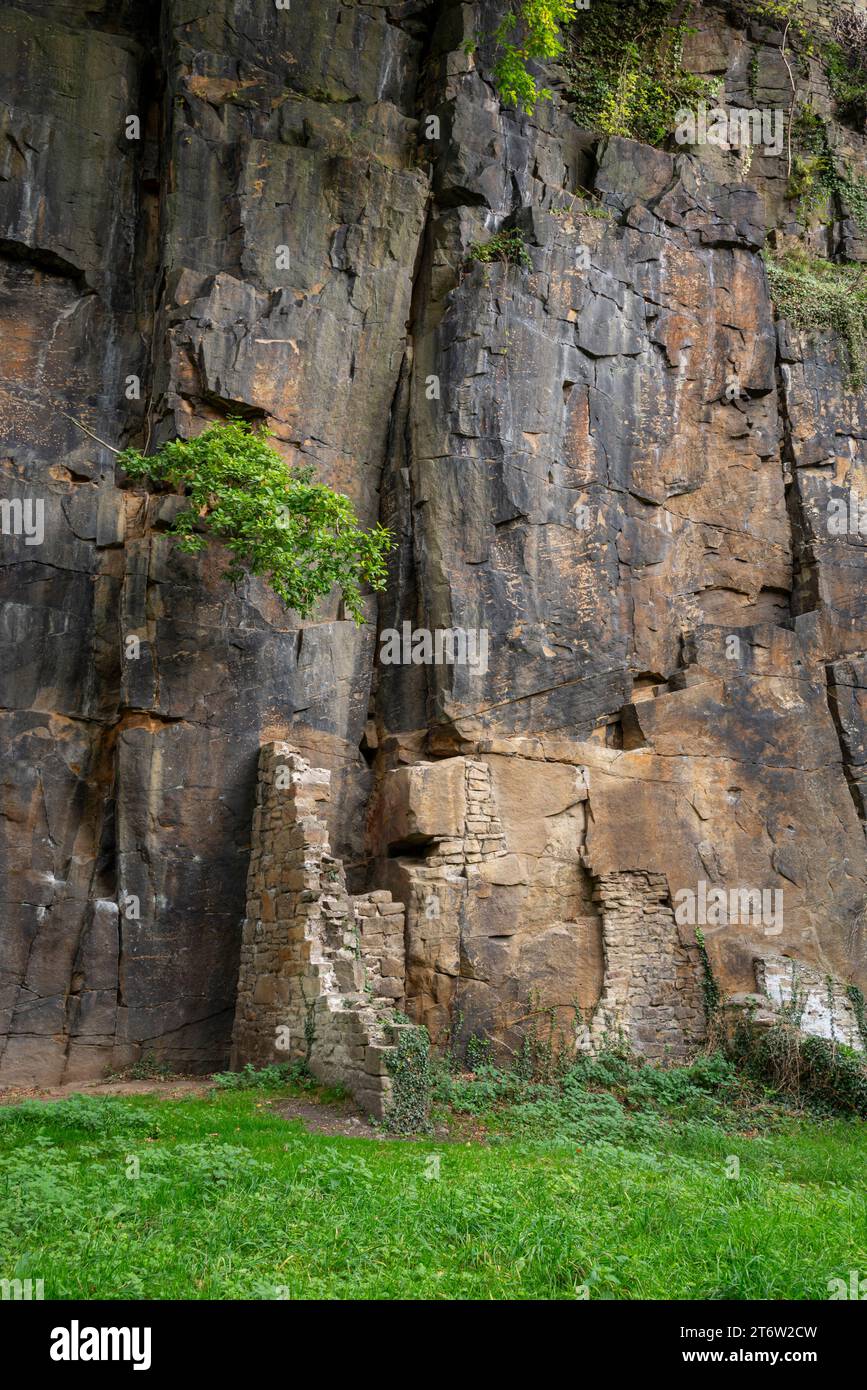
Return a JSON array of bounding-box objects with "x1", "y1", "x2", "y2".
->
[
  {"x1": 695, "y1": 927, "x2": 721, "y2": 1024},
  {"x1": 825, "y1": 6, "x2": 867, "y2": 127},
  {"x1": 788, "y1": 106, "x2": 867, "y2": 231},
  {"x1": 763, "y1": 249, "x2": 867, "y2": 390},
  {"x1": 385, "y1": 1025, "x2": 432, "y2": 1134},
  {"x1": 564, "y1": 0, "x2": 718, "y2": 146},
  {"x1": 845, "y1": 984, "x2": 867, "y2": 1053}
]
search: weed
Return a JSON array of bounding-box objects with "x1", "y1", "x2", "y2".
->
[
  {"x1": 732, "y1": 1020, "x2": 867, "y2": 1118},
  {"x1": 468, "y1": 227, "x2": 533, "y2": 270},
  {"x1": 210, "y1": 1062, "x2": 308, "y2": 1092}
]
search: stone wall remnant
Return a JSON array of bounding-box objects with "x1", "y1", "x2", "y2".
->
[{"x1": 231, "y1": 743, "x2": 410, "y2": 1119}]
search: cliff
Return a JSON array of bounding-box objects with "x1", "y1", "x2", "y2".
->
[{"x1": 3, "y1": 0, "x2": 867, "y2": 1083}]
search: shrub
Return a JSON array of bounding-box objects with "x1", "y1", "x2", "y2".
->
[
  {"x1": 468, "y1": 1, "x2": 579, "y2": 115},
  {"x1": 734, "y1": 1022, "x2": 867, "y2": 1118},
  {"x1": 564, "y1": 0, "x2": 719, "y2": 147},
  {"x1": 119, "y1": 419, "x2": 392, "y2": 622},
  {"x1": 0, "y1": 1095, "x2": 158, "y2": 1137},
  {"x1": 468, "y1": 227, "x2": 533, "y2": 270},
  {"x1": 385, "y1": 1027, "x2": 432, "y2": 1134},
  {"x1": 432, "y1": 1046, "x2": 753, "y2": 1144},
  {"x1": 433, "y1": 1060, "x2": 537, "y2": 1115}
]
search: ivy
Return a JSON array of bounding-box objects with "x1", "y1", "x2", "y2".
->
[
  {"x1": 824, "y1": 7, "x2": 867, "y2": 128},
  {"x1": 788, "y1": 106, "x2": 867, "y2": 232},
  {"x1": 763, "y1": 249, "x2": 867, "y2": 390},
  {"x1": 778, "y1": 961, "x2": 807, "y2": 1030},
  {"x1": 738, "y1": 3, "x2": 867, "y2": 133},
  {"x1": 695, "y1": 927, "x2": 721, "y2": 1022},
  {"x1": 385, "y1": 1025, "x2": 432, "y2": 1134},
  {"x1": 119, "y1": 420, "x2": 392, "y2": 622},
  {"x1": 734, "y1": 1022, "x2": 867, "y2": 1118},
  {"x1": 845, "y1": 984, "x2": 867, "y2": 1053},
  {"x1": 563, "y1": 0, "x2": 719, "y2": 147},
  {"x1": 735, "y1": 0, "x2": 809, "y2": 42}
]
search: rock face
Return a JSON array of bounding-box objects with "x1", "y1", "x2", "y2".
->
[{"x1": 3, "y1": 0, "x2": 867, "y2": 1081}]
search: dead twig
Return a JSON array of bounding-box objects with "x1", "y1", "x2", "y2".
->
[
  {"x1": 60, "y1": 411, "x2": 122, "y2": 456},
  {"x1": 780, "y1": 19, "x2": 797, "y2": 182}
]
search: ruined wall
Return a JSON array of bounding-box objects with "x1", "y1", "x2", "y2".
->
[
  {"x1": 370, "y1": 756, "x2": 706, "y2": 1059},
  {"x1": 753, "y1": 954, "x2": 865, "y2": 1050},
  {"x1": 232, "y1": 743, "x2": 407, "y2": 1118},
  {"x1": 586, "y1": 873, "x2": 706, "y2": 1059},
  {"x1": 4, "y1": 0, "x2": 867, "y2": 1082}
]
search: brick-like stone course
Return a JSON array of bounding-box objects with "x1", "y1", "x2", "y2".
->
[
  {"x1": 586, "y1": 871, "x2": 706, "y2": 1059},
  {"x1": 231, "y1": 743, "x2": 412, "y2": 1118}
]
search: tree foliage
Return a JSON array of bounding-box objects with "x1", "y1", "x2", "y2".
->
[
  {"x1": 119, "y1": 420, "x2": 392, "y2": 622},
  {"x1": 470, "y1": 0, "x2": 578, "y2": 114}
]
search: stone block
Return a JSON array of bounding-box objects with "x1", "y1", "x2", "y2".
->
[{"x1": 376, "y1": 760, "x2": 467, "y2": 852}]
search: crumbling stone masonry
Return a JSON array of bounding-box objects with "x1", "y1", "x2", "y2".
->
[
  {"x1": 376, "y1": 758, "x2": 707, "y2": 1060},
  {"x1": 585, "y1": 871, "x2": 707, "y2": 1059},
  {"x1": 234, "y1": 748, "x2": 859, "y2": 1078},
  {"x1": 231, "y1": 743, "x2": 412, "y2": 1119},
  {"x1": 375, "y1": 758, "x2": 513, "y2": 1047},
  {"x1": 736, "y1": 954, "x2": 866, "y2": 1051}
]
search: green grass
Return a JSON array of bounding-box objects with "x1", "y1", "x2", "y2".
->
[{"x1": 1, "y1": 1059, "x2": 865, "y2": 1300}]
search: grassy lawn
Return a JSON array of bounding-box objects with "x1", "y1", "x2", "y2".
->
[{"x1": 1, "y1": 1054, "x2": 866, "y2": 1300}]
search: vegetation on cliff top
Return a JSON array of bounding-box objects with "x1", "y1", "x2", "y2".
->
[
  {"x1": 563, "y1": 0, "x2": 718, "y2": 145},
  {"x1": 788, "y1": 105, "x2": 867, "y2": 231},
  {"x1": 119, "y1": 420, "x2": 391, "y2": 622},
  {"x1": 476, "y1": 0, "x2": 717, "y2": 138},
  {"x1": 480, "y1": 0, "x2": 867, "y2": 162}
]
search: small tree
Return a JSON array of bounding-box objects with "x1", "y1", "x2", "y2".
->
[
  {"x1": 119, "y1": 420, "x2": 392, "y2": 622},
  {"x1": 467, "y1": 0, "x2": 579, "y2": 115}
]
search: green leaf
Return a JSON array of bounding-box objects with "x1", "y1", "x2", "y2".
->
[{"x1": 120, "y1": 420, "x2": 393, "y2": 622}]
